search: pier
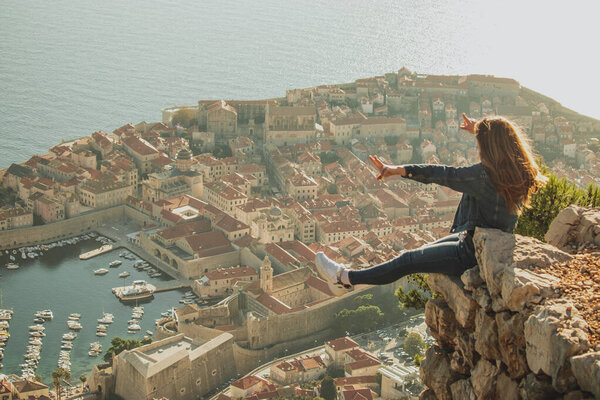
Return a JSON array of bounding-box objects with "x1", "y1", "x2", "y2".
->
[
  {"x1": 79, "y1": 244, "x2": 114, "y2": 260},
  {"x1": 154, "y1": 285, "x2": 190, "y2": 294}
]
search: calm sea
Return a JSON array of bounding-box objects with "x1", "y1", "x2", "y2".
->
[{"x1": 0, "y1": 0, "x2": 597, "y2": 169}]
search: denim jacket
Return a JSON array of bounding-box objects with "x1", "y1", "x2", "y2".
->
[{"x1": 403, "y1": 163, "x2": 518, "y2": 233}]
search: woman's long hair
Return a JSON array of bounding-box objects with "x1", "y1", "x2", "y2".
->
[{"x1": 475, "y1": 117, "x2": 547, "y2": 214}]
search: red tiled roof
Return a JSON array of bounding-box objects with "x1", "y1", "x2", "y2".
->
[
  {"x1": 230, "y1": 375, "x2": 263, "y2": 390},
  {"x1": 325, "y1": 337, "x2": 359, "y2": 352}
]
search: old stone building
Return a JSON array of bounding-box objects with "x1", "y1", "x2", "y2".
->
[
  {"x1": 112, "y1": 333, "x2": 236, "y2": 400},
  {"x1": 205, "y1": 100, "x2": 238, "y2": 137},
  {"x1": 265, "y1": 105, "x2": 316, "y2": 146},
  {"x1": 141, "y1": 149, "x2": 203, "y2": 203}
]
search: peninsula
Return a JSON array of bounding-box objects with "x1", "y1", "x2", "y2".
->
[{"x1": 1, "y1": 69, "x2": 599, "y2": 400}]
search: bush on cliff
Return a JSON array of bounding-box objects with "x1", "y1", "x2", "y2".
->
[
  {"x1": 516, "y1": 173, "x2": 600, "y2": 240},
  {"x1": 171, "y1": 108, "x2": 197, "y2": 129}
]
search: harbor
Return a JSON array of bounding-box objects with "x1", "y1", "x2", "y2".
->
[{"x1": 0, "y1": 227, "x2": 202, "y2": 385}]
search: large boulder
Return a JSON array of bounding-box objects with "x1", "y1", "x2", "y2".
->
[
  {"x1": 427, "y1": 273, "x2": 478, "y2": 329},
  {"x1": 495, "y1": 372, "x2": 520, "y2": 400},
  {"x1": 425, "y1": 297, "x2": 458, "y2": 350},
  {"x1": 569, "y1": 351, "x2": 600, "y2": 398},
  {"x1": 496, "y1": 311, "x2": 530, "y2": 379},
  {"x1": 473, "y1": 308, "x2": 500, "y2": 361},
  {"x1": 449, "y1": 379, "x2": 477, "y2": 400},
  {"x1": 451, "y1": 329, "x2": 478, "y2": 374},
  {"x1": 524, "y1": 300, "x2": 590, "y2": 391},
  {"x1": 470, "y1": 359, "x2": 499, "y2": 399},
  {"x1": 419, "y1": 345, "x2": 459, "y2": 400},
  {"x1": 473, "y1": 228, "x2": 572, "y2": 299},
  {"x1": 500, "y1": 267, "x2": 560, "y2": 312},
  {"x1": 545, "y1": 205, "x2": 600, "y2": 250}
]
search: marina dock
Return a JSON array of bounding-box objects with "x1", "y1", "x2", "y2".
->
[
  {"x1": 79, "y1": 244, "x2": 113, "y2": 260},
  {"x1": 154, "y1": 285, "x2": 190, "y2": 293}
]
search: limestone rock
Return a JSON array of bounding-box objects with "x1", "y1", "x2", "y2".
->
[
  {"x1": 500, "y1": 267, "x2": 560, "y2": 312},
  {"x1": 524, "y1": 300, "x2": 590, "y2": 390},
  {"x1": 451, "y1": 329, "x2": 478, "y2": 374},
  {"x1": 561, "y1": 390, "x2": 595, "y2": 400},
  {"x1": 496, "y1": 311, "x2": 530, "y2": 379},
  {"x1": 474, "y1": 308, "x2": 501, "y2": 361},
  {"x1": 419, "y1": 345, "x2": 458, "y2": 400},
  {"x1": 425, "y1": 297, "x2": 457, "y2": 350},
  {"x1": 473, "y1": 228, "x2": 572, "y2": 298},
  {"x1": 471, "y1": 358, "x2": 499, "y2": 399},
  {"x1": 521, "y1": 373, "x2": 559, "y2": 400},
  {"x1": 428, "y1": 273, "x2": 478, "y2": 329},
  {"x1": 545, "y1": 205, "x2": 581, "y2": 249},
  {"x1": 418, "y1": 388, "x2": 438, "y2": 400},
  {"x1": 471, "y1": 285, "x2": 492, "y2": 312},
  {"x1": 495, "y1": 372, "x2": 520, "y2": 400},
  {"x1": 569, "y1": 351, "x2": 600, "y2": 399},
  {"x1": 449, "y1": 379, "x2": 477, "y2": 400},
  {"x1": 460, "y1": 266, "x2": 484, "y2": 291},
  {"x1": 546, "y1": 205, "x2": 600, "y2": 250}
]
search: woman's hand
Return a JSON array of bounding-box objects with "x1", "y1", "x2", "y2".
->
[
  {"x1": 460, "y1": 113, "x2": 477, "y2": 135},
  {"x1": 369, "y1": 155, "x2": 404, "y2": 180}
]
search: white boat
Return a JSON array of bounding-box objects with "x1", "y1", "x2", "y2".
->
[
  {"x1": 35, "y1": 310, "x2": 53, "y2": 320},
  {"x1": 9, "y1": 256, "x2": 15, "y2": 262},
  {"x1": 0, "y1": 322, "x2": 8, "y2": 329},
  {"x1": 94, "y1": 268, "x2": 109, "y2": 275},
  {"x1": 109, "y1": 260, "x2": 122, "y2": 268},
  {"x1": 128, "y1": 324, "x2": 141, "y2": 331},
  {"x1": 29, "y1": 325, "x2": 45, "y2": 331},
  {"x1": 29, "y1": 332, "x2": 45, "y2": 337},
  {"x1": 68, "y1": 322, "x2": 82, "y2": 330},
  {"x1": 96, "y1": 332, "x2": 107, "y2": 337},
  {"x1": 88, "y1": 351, "x2": 100, "y2": 357},
  {"x1": 70, "y1": 313, "x2": 82, "y2": 318},
  {"x1": 145, "y1": 330, "x2": 153, "y2": 336},
  {"x1": 5, "y1": 263, "x2": 19, "y2": 270},
  {"x1": 96, "y1": 325, "x2": 107, "y2": 332},
  {"x1": 62, "y1": 332, "x2": 77, "y2": 340},
  {"x1": 33, "y1": 318, "x2": 45, "y2": 324},
  {"x1": 97, "y1": 316, "x2": 113, "y2": 324},
  {"x1": 61, "y1": 343, "x2": 73, "y2": 350},
  {"x1": 119, "y1": 272, "x2": 130, "y2": 278}
]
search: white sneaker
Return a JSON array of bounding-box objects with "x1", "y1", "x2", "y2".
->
[{"x1": 315, "y1": 252, "x2": 350, "y2": 296}]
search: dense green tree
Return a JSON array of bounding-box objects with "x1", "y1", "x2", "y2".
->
[
  {"x1": 320, "y1": 375, "x2": 336, "y2": 400},
  {"x1": 319, "y1": 152, "x2": 341, "y2": 165},
  {"x1": 516, "y1": 173, "x2": 600, "y2": 240},
  {"x1": 79, "y1": 374, "x2": 87, "y2": 385},
  {"x1": 403, "y1": 332, "x2": 425, "y2": 358},
  {"x1": 588, "y1": 142, "x2": 600, "y2": 153},
  {"x1": 103, "y1": 337, "x2": 144, "y2": 363},
  {"x1": 335, "y1": 305, "x2": 384, "y2": 334},
  {"x1": 34, "y1": 374, "x2": 43, "y2": 383},
  {"x1": 414, "y1": 353, "x2": 424, "y2": 367},
  {"x1": 171, "y1": 109, "x2": 198, "y2": 129},
  {"x1": 395, "y1": 274, "x2": 432, "y2": 310}
]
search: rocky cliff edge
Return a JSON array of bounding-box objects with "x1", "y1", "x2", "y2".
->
[{"x1": 419, "y1": 205, "x2": 600, "y2": 400}]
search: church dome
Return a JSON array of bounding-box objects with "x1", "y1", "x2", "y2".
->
[
  {"x1": 177, "y1": 148, "x2": 192, "y2": 160},
  {"x1": 270, "y1": 206, "x2": 282, "y2": 217}
]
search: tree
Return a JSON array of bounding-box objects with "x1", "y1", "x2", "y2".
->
[
  {"x1": 320, "y1": 375, "x2": 336, "y2": 400},
  {"x1": 103, "y1": 337, "x2": 143, "y2": 363},
  {"x1": 171, "y1": 109, "x2": 198, "y2": 129},
  {"x1": 52, "y1": 367, "x2": 71, "y2": 400},
  {"x1": 34, "y1": 374, "x2": 43, "y2": 383},
  {"x1": 403, "y1": 332, "x2": 425, "y2": 358},
  {"x1": 395, "y1": 274, "x2": 432, "y2": 309},
  {"x1": 141, "y1": 336, "x2": 153, "y2": 345},
  {"x1": 79, "y1": 374, "x2": 87, "y2": 385},
  {"x1": 212, "y1": 144, "x2": 232, "y2": 158},
  {"x1": 335, "y1": 305, "x2": 384, "y2": 334},
  {"x1": 516, "y1": 173, "x2": 600, "y2": 240},
  {"x1": 414, "y1": 353, "x2": 424, "y2": 367},
  {"x1": 353, "y1": 294, "x2": 373, "y2": 307}
]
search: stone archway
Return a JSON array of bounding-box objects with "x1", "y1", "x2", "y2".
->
[{"x1": 171, "y1": 259, "x2": 179, "y2": 269}]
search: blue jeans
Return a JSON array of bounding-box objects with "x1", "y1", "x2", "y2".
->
[{"x1": 347, "y1": 232, "x2": 477, "y2": 285}]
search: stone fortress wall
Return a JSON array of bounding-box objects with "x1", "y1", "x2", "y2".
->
[{"x1": 0, "y1": 205, "x2": 155, "y2": 250}]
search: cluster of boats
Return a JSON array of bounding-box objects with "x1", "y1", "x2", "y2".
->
[
  {"x1": 96, "y1": 312, "x2": 114, "y2": 337},
  {"x1": 59, "y1": 330, "x2": 78, "y2": 371},
  {"x1": 3, "y1": 232, "x2": 113, "y2": 271},
  {"x1": 21, "y1": 310, "x2": 52, "y2": 379},
  {"x1": 127, "y1": 306, "x2": 144, "y2": 335},
  {"x1": 133, "y1": 260, "x2": 162, "y2": 279},
  {"x1": 89, "y1": 342, "x2": 102, "y2": 357},
  {"x1": 0, "y1": 309, "x2": 13, "y2": 370},
  {"x1": 67, "y1": 313, "x2": 82, "y2": 331},
  {"x1": 179, "y1": 291, "x2": 208, "y2": 305}
]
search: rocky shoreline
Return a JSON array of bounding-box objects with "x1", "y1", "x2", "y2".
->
[{"x1": 419, "y1": 206, "x2": 600, "y2": 399}]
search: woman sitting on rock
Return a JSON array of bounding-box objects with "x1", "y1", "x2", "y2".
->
[{"x1": 315, "y1": 114, "x2": 547, "y2": 295}]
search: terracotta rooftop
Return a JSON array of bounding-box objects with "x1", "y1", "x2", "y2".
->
[
  {"x1": 230, "y1": 375, "x2": 264, "y2": 390},
  {"x1": 325, "y1": 337, "x2": 359, "y2": 352}
]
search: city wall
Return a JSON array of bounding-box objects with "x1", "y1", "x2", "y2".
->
[{"x1": 0, "y1": 206, "x2": 127, "y2": 250}]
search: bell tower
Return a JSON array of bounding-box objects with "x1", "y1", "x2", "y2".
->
[{"x1": 260, "y1": 256, "x2": 273, "y2": 294}]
